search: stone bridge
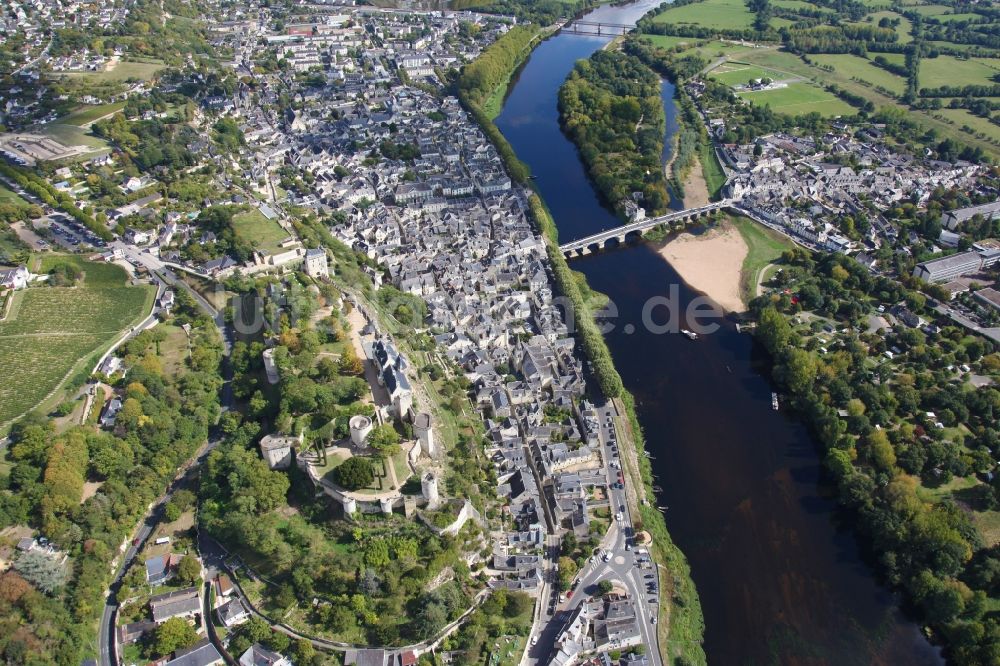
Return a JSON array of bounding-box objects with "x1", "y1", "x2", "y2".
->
[{"x1": 559, "y1": 199, "x2": 733, "y2": 258}]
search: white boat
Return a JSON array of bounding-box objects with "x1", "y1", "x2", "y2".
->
[
  {"x1": 771, "y1": 392, "x2": 779, "y2": 410},
  {"x1": 681, "y1": 329, "x2": 698, "y2": 340}
]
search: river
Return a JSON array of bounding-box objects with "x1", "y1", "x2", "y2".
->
[{"x1": 494, "y1": 3, "x2": 945, "y2": 664}]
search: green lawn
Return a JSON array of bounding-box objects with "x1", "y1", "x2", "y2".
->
[
  {"x1": 320, "y1": 451, "x2": 411, "y2": 494},
  {"x1": 59, "y1": 102, "x2": 126, "y2": 126},
  {"x1": 0, "y1": 183, "x2": 30, "y2": 205},
  {"x1": 731, "y1": 215, "x2": 794, "y2": 302},
  {"x1": 35, "y1": 122, "x2": 109, "y2": 150},
  {"x1": 921, "y1": 55, "x2": 1000, "y2": 89},
  {"x1": 650, "y1": 0, "x2": 755, "y2": 30},
  {"x1": 738, "y1": 81, "x2": 857, "y2": 116},
  {"x1": 809, "y1": 53, "x2": 907, "y2": 94},
  {"x1": 59, "y1": 59, "x2": 164, "y2": 83},
  {"x1": 0, "y1": 256, "x2": 155, "y2": 427},
  {"x1": 232, "y1": 209, "x2": 290, "y2": 255}
]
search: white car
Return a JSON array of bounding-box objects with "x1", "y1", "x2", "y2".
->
[{"x1": 531, "y1": 635, "x2": 539, "y2": 646}]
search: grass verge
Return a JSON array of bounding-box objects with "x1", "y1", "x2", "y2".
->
[{"x1": 730, "y1": 214, "x2": 794, "y2": 303}]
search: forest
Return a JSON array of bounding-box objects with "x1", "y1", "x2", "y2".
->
[{"x1": 558, "y1": 50, "x2": 669, "y2": 217}]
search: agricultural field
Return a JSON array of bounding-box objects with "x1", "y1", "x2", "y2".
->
[
  {"x1": 909, "y1": 3, "x2": 949, "y2": 15},
  {"x1": 708, "y1": 62, "x2": 789, "y2": 87},
  {"x1": 232, "y1": 209, "x2": 290, "y2": 255},
  {"x1": 935, "y1": 12, "x2": 987, "y2": 22},
  {"x1": 0, "y1": 255, "x2": 155, "y2": 427},
  {"x1": 935, "y1": 108, "x2": 1000, "y2": 143},
  {"x1": 738, "y1": 81, "x2": 856, "y2": 116},
  {"x1": 771, "y1": 0, "x2": 821, "y2": 10},
  {"x1": 809, "y1": 53, "x2": 907, "y2": 94},
  {"x1": 920, "y1": 55, "x2": 1000, "y2": 90},
  {"x1": 642, "y1": 34, "x2": 700, "y2": 50},
  {"x1": 650, "y1": 0, "x2": 755, "y2": 31},
  {"x1": 728, "y1": 47, "x2": 1000, "y2": 158}
]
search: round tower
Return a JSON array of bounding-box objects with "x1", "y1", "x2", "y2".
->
[
  {"x1": 422, "y1": 472, "x2": 440, "y2": 509},
  {"x1": 349, "y1": 415, "x2": 373, "y2": 447}
]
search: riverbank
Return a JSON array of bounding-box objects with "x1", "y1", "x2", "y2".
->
[
  {"x1": 480, "y1": 25, "x2": 554, "y2": 119},
  {"x1": 680, "y1": 156, "x2": 710, "y2": 208},
  {"x1": 529, "y1": 196, "x2": 707, "y2": 665},
  {"x1": 658, "y1": 218, "x2": 748, "y2": 313}
]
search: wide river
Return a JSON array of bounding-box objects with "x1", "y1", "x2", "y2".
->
[{"x1": 495, "y1": 2, "x2": 946, "y2": 664}]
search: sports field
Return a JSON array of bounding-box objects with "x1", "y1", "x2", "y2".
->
[
  {"x1": 60, "y1": 60, "x2": 164, "y2": 83},
  {"x1": 709, "y1": 63, "x2": 789, "y2": 87},
  {"x1": 738, "y1": 82, "x2": 857, "y2": 116},
  {"x1": 0, "y1": 256, "x2": 155, "y2": 426},
  {"x1": 650, "y1": 0, "x2": 755, "y2": 30}
]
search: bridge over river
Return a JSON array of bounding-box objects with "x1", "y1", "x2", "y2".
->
[
  {"x1": 563, "y1": 20, "x2": 635, "y2": 35},
  {"x1": 559, "y1": 199, "x2": 734, "y2": 257}
]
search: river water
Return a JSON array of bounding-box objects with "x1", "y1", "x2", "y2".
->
[{"x1": 494, "y1": 3, "x2": 945, "y2": 664}]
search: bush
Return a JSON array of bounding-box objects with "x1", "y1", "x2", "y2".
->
[{"x1": 334, "y1": 457, "x2": 375, "y2": 490}]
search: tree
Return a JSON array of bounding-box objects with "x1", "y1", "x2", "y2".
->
[
  {"x1": 14, "y1": 550, "x2": 68, "y2": 594},
  {"x1": 334, "y1": 457, "x2": 374, "y2": 490},
  {"x1": 338, "y1": 346, "x2": 364, "y2": 376},
  {"x1": 505, "y1": 590, "x2": 534, "y2": 617},
  {"x1": 151, "y1": 617, "x2": 198, "y2": 657},
  {"x1": 414, "y1": 600, "x2": 448, "y2": 638},
  {"x1": 291, "y1": 638, "x2": 316, "y2": 665},
  {"x1": 176, "y1": 555, "x2": 201, "y2": 584},
  {"x1": 558, "y1": 556, "x2": 578, "y2": 589},
  {"x1": 366, "y1": 424, "x2": 400, "y2": 457},
  {"x1": 597, "y1": 580, "x2": 614, "y2": 596}
]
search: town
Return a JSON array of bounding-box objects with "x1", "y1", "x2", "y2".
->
[{"x1": 0, "y1": 0, "x2": 998, "y2": 665}]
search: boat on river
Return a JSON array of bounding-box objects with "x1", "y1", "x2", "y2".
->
[
  {"x1": 681, "y1": 329, "x2": 698, "y2": 340},
  {"x1": 772, "y1": 392, "x2": 780, "y2": 410}
]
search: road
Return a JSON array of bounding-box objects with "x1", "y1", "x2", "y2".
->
[
  {"x1": 96, "y1": 249, "x2": 232, "y2": 666},
  {"x1": 524, "y1": 402, "x2": 662, "y2": 666}
]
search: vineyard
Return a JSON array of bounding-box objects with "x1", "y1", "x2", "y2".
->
[{"x1": 0, "y1": 256, "x2": 155, "y2": 425}]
